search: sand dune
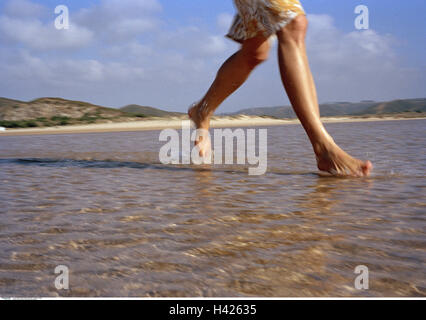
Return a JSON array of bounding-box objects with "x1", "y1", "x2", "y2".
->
[{"x1": 0, "y1": 115, "x2": 424, "y2": 136}]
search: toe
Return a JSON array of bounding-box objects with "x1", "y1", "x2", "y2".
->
[
  {"x1": 362, "y1": 161, "x2": 373, "y2": 176},
  {"x1": 357, "y1": 160, "x2": 372, "y2": 176}
]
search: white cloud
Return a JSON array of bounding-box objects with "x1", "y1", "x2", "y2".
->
[
  {"x1": 0, "y1": 48, "x2": 145, "y2": 86},
  {"x1": 102, "y1": 41, "x2": 153, "y2": 60},
  {"x1": 113, "y1": 18, "x2": 158, "y2": 36},
  {"x1": 102, "y1": 0, "x2": 162, "y2": 14},
  {"x1": 0, "y1": 16, "x2": 94, "y2": 50},
  {"x1": 3, "y1": 0, "x2": 46, "y2": 19},
  {"x1": 75, "y1": 0, "x2": 162, "y2": 42},
  {"x1": 0, "y1": 0, "x2": 423, "y2": 111},
  {"x1": 302, "y1": 14, "x2": 421, "y2": 102},
  {"x1": 200, "y1": 36, "x2": 229, "y2": 55}
]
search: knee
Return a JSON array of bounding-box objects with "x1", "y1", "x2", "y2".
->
[
  {"x1": 244, "y1": 43, "x2": 271, "y2": 69},
  {"x1": 277, "y1": 15, "x2": 308, "y2": 46}
]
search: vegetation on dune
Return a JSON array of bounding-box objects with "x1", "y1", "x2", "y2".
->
[
  {"x1": 0, "y1": 119, "x2": 38, "y2": 128},
  {"x1": 0, "y1": 97, "x2": 157, "y2": 128},
  {"x1": 0, "y1": 97, "x2": 424, "y2": 129}
]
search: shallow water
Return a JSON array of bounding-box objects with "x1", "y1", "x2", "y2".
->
[{"x1": 0, "y1": 119, "x2": 425, "y2": 297}]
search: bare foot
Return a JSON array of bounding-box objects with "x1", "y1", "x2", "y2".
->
[
  {"x1": 315, "y1": 142, "x2": 373, "y2": 177},
  {"x1": 188, "y1": 101, "x2": 212, "y2": 157}
]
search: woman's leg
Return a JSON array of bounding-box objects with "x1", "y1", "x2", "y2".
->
[
  {"x1": 189, "y1": 34, "x2": 271, "y2": 132},
  {"x1": 277, "y1": 15, "x2": 372, "y2": 176}
]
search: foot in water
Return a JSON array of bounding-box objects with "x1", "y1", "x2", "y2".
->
[
  {"x1": 315, "y1": 142, "x2": 373, "y2": 177},
  {"x1": 189, "y1": 101, "x2": 372, "y2": 176},
  {"x1": 188, "y1": 101, "x2": 212, "y2": 158}
]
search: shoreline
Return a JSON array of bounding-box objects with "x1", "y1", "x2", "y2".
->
[{"x1": 0, "y1": 116, "x2": 425, "y2": 136}]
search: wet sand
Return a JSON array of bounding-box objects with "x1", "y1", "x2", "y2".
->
[
  {"x1": 0, "y1": 119, "x2": 425, "y2": 297},
  {"x1": 1, "y1": 115, "x2": 424, "y2": 136}
]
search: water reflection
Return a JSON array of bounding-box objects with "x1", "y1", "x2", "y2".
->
[{"x1": 0, "y1": 120, "x2": 424, "y2": 297}]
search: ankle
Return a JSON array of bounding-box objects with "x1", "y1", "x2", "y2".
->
[
  {"x1": 196, "y1": 100, "x2": 214, "y2": 117},
  {"x1": 312, "y1": 137, "x2": 336, "y2": 157}
]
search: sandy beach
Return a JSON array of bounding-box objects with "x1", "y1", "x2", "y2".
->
[{"x1": 0, "y1": 115, "x2": 424, "y2": 136}]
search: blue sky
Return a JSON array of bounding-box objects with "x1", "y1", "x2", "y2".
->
[
  {"x1": 0, "y1": 0, "x2": 425, "y2": 111},
  {"x1": 40, "y1": 0, "x2": 426, "y2": 66}
]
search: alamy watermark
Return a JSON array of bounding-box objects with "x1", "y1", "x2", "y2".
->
[
  {"x1": 159, "y1": 121, "x2": 268, "y2": 176},
  {"x1": 54, "y1": 5, "x2": 69, "y2": 30},
  {"x1": 54, "y1": 265, "x2": 69, "y2": 290},
  {"x1": 354, "y1": 265, "x2": 369, "y2": 290},
  {"x1": 355, "y1": 5, "x2": 369, "y2": 30}
]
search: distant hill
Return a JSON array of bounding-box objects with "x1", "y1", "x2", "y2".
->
[
  {"x1": 1, "y1": 96, "x2": 424, "y2": 129},
  {"x1": 0, "y1": 97, "x2": 185, "y2": 128},
  {"x1": 0, "y1": 97, "x2": 146, "y2": 128},
  {"x1": 354, "y1": 98, "x2": 426, "y2": 115},
  {"x1": 120, "y1": 104, "x2": 184, "y2": 117},
  {"x1": 226, "y1": 98, "x2": 426, "y2": 118},
  {"x1": 0, "y1": 97, "x2": 23, "y2": 109}
]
